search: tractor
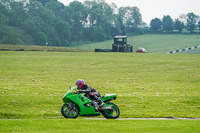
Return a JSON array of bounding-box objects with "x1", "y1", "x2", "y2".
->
[
  {"x1": 95, "y1": 35, "x2": 133, "y2": 52},
  {"x1": 112, "y1": 36, "x2": 133, "y2": 52}
]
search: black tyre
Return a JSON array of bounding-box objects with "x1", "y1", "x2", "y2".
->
[
  {"x1": 61, "y1": 103, "x2": 79, "y2": 119},
  {"x1": 102, "y1": 103, "x2": 120, "y2": 119}
]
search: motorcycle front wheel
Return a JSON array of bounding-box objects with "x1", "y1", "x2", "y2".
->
[
  {"x1": 61, "y1": 103, "x2": 79, "y2": 119},
  {"x1": 102, "y1": 103, "x2": 120, "y2": 119}
]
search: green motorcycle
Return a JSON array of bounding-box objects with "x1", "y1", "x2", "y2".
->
[{"x1": 61, "y1": 87, "x2": 120, "y2": 119}]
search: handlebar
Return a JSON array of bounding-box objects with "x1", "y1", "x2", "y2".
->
[{"x1": 73, "y1": 91, "x2": 79, "y2": 94}]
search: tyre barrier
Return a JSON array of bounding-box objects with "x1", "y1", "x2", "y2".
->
[
  {"x1": 95, "y1": 49, "x2": 112, "y2": 52},
  {"x1": 167, "y1": 46, "x2": 200, "y2": 53}
]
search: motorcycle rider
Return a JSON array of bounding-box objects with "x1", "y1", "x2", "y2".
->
[{"x1": 75, "y1": 79, "x2": 104, "y2": 111}]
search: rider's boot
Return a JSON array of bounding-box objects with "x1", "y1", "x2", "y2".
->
[{"x1": 98, "y1": 100, "x2": 104, "y2": 107}]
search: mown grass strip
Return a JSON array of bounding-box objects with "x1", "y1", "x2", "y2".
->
[{"x1": 0, "y1": 119, "x2": 200, "y2": 133}]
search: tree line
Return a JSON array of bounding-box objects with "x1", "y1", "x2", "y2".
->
[
  {"x1": 150, "y1": 13, "x2": 200, "y2": 33},
  {"x1": 0, "y1": 0, "x2": 200, "y2": 46},
  {"x1": 0, "y1": 0, "x2": 144, "y2": 46}
]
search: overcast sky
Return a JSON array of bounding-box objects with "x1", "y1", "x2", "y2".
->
[{"x1": 58, "y1": 0, "x2": 200, "y2": 24}]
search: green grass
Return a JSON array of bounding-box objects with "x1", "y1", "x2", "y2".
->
[
  {"x1": 0, "y1": 51, "x2": 200, "y2": 118},
  {"x1": 0, "y1": 51, "x2": 200, "y2": 132},
  {"x1": 73, "y1": 34, "x2": 200, "y2": 53},
  {"x1": 0, "y1": 119, "x2": 200, "y2": 133}
]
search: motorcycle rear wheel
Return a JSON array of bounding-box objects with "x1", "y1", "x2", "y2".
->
[
  {"x1": 61, "y1": 103, "x2": 79, "y2": 119},
  {"x1": 101, "y1": 103, "x2": 120, "y2": 119}
]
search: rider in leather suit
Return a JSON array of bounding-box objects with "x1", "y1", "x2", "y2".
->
[{"x1": 75, "y1": 79, "x2": 104, "y2": 111}]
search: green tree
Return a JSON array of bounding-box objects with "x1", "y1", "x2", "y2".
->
[
  {"x1": 43, "y1": 24, "x2": 61, "y2": 46},
  {"x1": 198, "y1": 20, "x2": 200, "y2": 32},
  {"x1": 54, "y1": 19, "x2": 70, "y2": 46},
  {"x1": 186, "y1": 12, "x2": 198, "y2": 33},
  {"x1": 59, "y1": 6, "x2": 71, "y2": 23},
  {"x1": 118, "y1": 6, "x2": 142, "y2": 33},
  {"x1": 8, "y1": 2, "x2": 29, "y2": 27},
  {"x1": 0, "y1": 26, "x2": 24, "y2": 44},
  {"x1": 162, "y1": 15, "x2": 174, "y2": 32},
  {"x1": 92, "y1": 26, "x2": 106, "y2": 41},
  {"x1": 84, "y1": 0, "x2": 114, "y2": 40},
  {"x1": 0, "y1": 1, "x2": 35, "y2": 45},
  {"x1": 27, "y1": 0, "x2": 61, "y2": 46},
  {"x1": 108, "y1": 3, "x2": 123, "y2": 36},
  {"x1": 150, "y1": 18, "x2": 162, "y2": 32},
  {"x1": 45, "y1": 0, "x2": 64, "y2": 16},
  {"x1": 174, "y1": 18, "x2": 184, "y2": 32},
  {"x1": 110, "y1": 14, "x2": 123, "y2": 36},
  {"x1": 118, "y1": 7, "x2": 127, "y2": 34},
  {"x1": 131, "y1": 6, "x2": 142, "y2": 32},
  {"x1": 0, "y1": 2, "x2": 9, "y2": 26},
  {"x1": 69, "y1": 1, "x2": 86, "y2": 41},
  {"x1": 33, "y1": 0, "x2": 56, "y2": 5},
  {"x1": 34, "y1": 32, "x2": 47, "y2": 45}
]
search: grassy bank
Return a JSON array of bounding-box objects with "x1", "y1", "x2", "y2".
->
[{"x1": 73, "y1": 34, "x2": 200, "y2": 53}]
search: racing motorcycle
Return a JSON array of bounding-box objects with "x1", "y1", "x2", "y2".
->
[{"x1": 61, "y1": 87, "x2": 120, "y2": 119}]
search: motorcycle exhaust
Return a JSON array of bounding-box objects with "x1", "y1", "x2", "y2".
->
[{"x1": 100, "y1": 106, "x2": 113, "y2": 111}]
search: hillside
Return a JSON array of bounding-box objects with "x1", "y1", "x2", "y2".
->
[{"x1": 73, "y1": 34, "x2": 200, "y2": 53}]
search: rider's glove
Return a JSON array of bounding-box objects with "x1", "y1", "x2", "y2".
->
[{"x1": 79, "y1": 90, "x2": 84, "y2": 93}]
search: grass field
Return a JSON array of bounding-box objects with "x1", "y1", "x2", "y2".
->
[
  {"x1": 0, "y1": 51, "x2": 200, "y2": 132},
  {"x1": 1, "y1": 119, "x2": 200, "y2": 133},
  {"x1": 73, "y1": 34, "x2": 200, "y2": 53}
]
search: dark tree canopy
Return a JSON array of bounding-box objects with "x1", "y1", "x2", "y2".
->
[
  {"x1": 174, "y1": 19, "x2": 184, "y2": 32},
  {"x1": 162, "y1": 15, "x2": 174, "y2": 32},
  {"x1": 186, "y1": 12, "x2": 198, "y2": 33},
  {"x1": 198, "y1": 21, "x2": 200, "y2": 32},
  {"x1": 150, "y1": 18, "x2": 162, "y2": 32}
]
